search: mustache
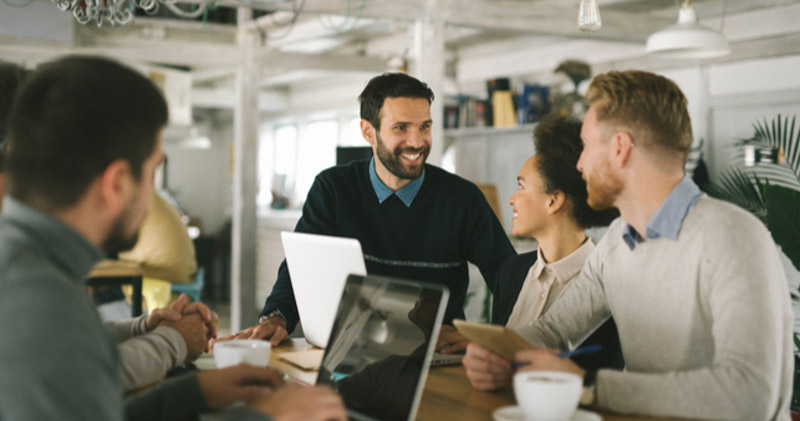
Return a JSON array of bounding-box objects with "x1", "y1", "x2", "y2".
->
[{"x1": 396, "y1": 146, "x2": 430, "y2": 155}]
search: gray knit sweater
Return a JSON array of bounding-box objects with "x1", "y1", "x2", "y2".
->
[{"x1": 519, "y1": 195, "x2": 793, "y2": 420}]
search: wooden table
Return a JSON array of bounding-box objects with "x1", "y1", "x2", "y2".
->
[
  {"x1": 417, "y1": 364, "x2": 689, "y2": 421},
  {"x1": 268, "y1": 339, "x2": 687, "y2": 421}
]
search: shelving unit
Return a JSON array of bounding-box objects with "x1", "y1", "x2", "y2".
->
[
  {"x1": 444, "y1": 123, "x2": 538, "y2": 232},
  {"x1": 443, "y1": 123, "x2": 537, "y2": 139}
]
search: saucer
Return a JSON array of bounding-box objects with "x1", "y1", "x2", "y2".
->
[{"x1": 492, "y1": 405, "x2": 602, "y2": 421}]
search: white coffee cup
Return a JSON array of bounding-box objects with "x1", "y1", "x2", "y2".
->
[
  {"x1": 213, "y1": 339, "x2": 271, "y2": 369},
  {"x1": 513, "y1": 370, "x2": 582, "y2": 421}
]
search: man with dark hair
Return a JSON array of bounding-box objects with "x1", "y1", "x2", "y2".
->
[
  {"x1": 0, "y1": 61, "x2": 30, "y2": 212},
  {"x1": 0, "y1": 60, "x2": 217, "y2": 393},
  {"x1": 225, "y1": 72, "x2": 516, "y2": 352},
  {"x1": 463, "y1": 70, "x2": 792, "y2": 420},
  {"x1": 0, "y1": 56, "x2": 345, "y2": 421}
]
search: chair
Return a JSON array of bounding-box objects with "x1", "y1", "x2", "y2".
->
[
  {"x1": 87, "y1": 260, "x2": 144, "y2": 317},
  {"x1": 171, "y1": 267, "x2": 205, "y2": 303}
]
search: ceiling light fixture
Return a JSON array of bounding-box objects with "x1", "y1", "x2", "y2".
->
[
  {"x1": 645, "y1": 0, "x2": 730, "y2": 59},
  {"x1": 578, "y1": 0, "x2": 602, "y2": 32},
  {"x1": 50, "y1": 0, "x2": 208, "y2": 26},
  {"x1": 50, "y1": 0, "x2": 292, "y2": 27}
]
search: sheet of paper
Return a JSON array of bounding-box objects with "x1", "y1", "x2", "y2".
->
[{"x1": 278, "y1": 349, "x2": 325, "y2": 371}]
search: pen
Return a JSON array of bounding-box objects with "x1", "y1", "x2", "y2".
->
[{"x1": 510, "y1": 344, "x2": 602, "y2": 369}]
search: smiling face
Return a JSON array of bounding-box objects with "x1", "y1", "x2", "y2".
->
[
  {"x1": 577, "y1": 105, "x2": 623, "y2": 210},
  {"x1": 366, "y1": 97, "x2": 432, "y2": 189},
  {"x1": 509, "y1": 155, "x2": 551, "y2": 238}
]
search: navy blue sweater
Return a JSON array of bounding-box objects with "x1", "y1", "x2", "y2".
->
[{"x1": 260, "y1": 159, "x2": 516, "y2": 332}]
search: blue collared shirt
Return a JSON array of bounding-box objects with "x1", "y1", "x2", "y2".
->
[
  {"x1": 368, "y1": 157, "x2": 425, "y2": 207},
  {"x1": 622, "y1": 175, "x2": 702, "y2": 250}
]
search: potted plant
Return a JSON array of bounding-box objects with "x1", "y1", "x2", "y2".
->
[{"x1": 706, "y1": 114, "x2": 800, "y2": 409}]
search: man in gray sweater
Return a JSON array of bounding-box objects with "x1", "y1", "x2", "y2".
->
[
  {"x1": 463, "y1": 70, "x2": 793, "y2": 420},
  {"x1": 0, "y1": 55, "x2": 345, "y2": 421},
  {"x1": 2, "y1": 59, "x2": 218, "y2": 393}
]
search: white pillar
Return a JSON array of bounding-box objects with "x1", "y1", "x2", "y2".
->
[
  {"x1": 412, "y1": 0, "x2": 446, "y2": 166},
  {"x1": 231, "y1": 7, "x2": 260, "y2": 332}
]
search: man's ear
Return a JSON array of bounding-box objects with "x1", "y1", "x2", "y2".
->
[
  {"x1": 361, "y1": 119, "x2": 377, "y2": 147},
  {"x1": 611, "y1": 130, "x2": 635, "y2": 168},
  {"x1": 98, "y1": 159, "x2": 133, "y2": 215}
]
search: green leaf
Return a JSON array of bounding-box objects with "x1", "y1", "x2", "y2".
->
[
  {"x1": 763, "y1": 184, "x2": 800, "y2": 272},
  {"x1": 708, "y1": 167, "x2": 766, "y2": 221}
]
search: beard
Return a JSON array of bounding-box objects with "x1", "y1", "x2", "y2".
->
[
  {"x1": 102, "y1": 200, "x2": 142, "y2": 256},
  {"x1": 585, "y1": 156, "x2": 623, "y2": 211},
  {"x1": 375, "y1": 132, "x2": 429, "y2": 180}
]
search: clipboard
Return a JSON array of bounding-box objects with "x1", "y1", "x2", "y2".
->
[{"x1": 453, "y1": 319, "x2": 533, "y2": 361}]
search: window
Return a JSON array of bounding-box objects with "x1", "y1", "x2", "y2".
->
[
  {"x1": 339, "y1": 116, "x2": 364, "y2": 147},
  {"x1": 295, "y1": 120, "x2": 338, "y2": 202},
  {"x1": 274, "y1": 124, "x2": 298, "y2": 181},
  {"x1": 258, "y1": 115, "x2": 360, "y2": 210},
  {"x1": 258, "y1": 124, "x2": 297, "y2": 209}
]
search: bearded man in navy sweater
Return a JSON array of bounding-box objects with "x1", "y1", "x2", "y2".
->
[{"x1": 224, "y1": 73, "x2": 516, "y2": 353}]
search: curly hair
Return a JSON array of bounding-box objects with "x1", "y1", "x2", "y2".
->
[{"x1": 533, "y1": 113, "x2": 619, "y2": 228}]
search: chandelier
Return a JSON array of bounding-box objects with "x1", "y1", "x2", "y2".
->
[{"x1": 51, "y1": 0, "x2": 208, "y2": 26}]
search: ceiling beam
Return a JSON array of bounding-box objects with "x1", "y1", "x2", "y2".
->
[
  {"x1": 258, "y1": 0, "x2": 676, "y2": 43},
  {"x1": 440, "y1": 0, "x2": 674, "y2": 43},
  {"x1": 593, "y1": 32, "x2": 800, "y2": 74},
  {"x1": 258, "y1": 50, "x2": 384, "y2": 72},
  {"x1": 193, "y1": 86, "x2": 288, "y2": 111}
]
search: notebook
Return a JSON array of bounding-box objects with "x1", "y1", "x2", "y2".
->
[
  {"x1": 316, "y1": 274, "x2": 449, "y2": 421},
  {"x1": 281, "y1": 232, "x2": 367, "y2": 348}
]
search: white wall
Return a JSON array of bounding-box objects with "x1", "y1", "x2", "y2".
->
[
  {"x1": 163, "y1": 122, "x2": 232, "y2": 236},
  {"x1": 705, "y1": 55, "x2": 800, "y2": 176}
]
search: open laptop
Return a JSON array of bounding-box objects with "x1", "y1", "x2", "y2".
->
[
  {"x1": 316, "y1": 274, "x2": 448, "y2": 421},
  {"x1": 281, "y1": 232, "x2": 367, "y2": 348}
]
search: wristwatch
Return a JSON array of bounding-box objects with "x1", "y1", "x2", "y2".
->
[
  {"x1": 258, "y1": 309, "x2": 285, "y2": 325},
  {"x1": 580, "y1": 385, "x2": 595, "y2": 406},
  {"x1": 580, "y1": 369, "x2": 597, "y2": 406}
]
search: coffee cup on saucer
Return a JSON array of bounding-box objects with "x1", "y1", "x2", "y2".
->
[
  {"x1": 213, "y1": 339, "x2": 271, "y2": 369},
  {"x1": 513, "y1": 370, "x2": 582, "y2": 421}
]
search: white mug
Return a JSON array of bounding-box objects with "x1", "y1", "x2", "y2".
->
[
  {"x1": 213, "y1": 339, "x2": 271, "y2": 369},
  {"x1": 513, "y1": 370, "x2": 582, "y2": 421}
]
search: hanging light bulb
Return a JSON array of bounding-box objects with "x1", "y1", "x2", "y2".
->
[{"x1": 578, "y1": 0, "x2": 602, "y2": 32}]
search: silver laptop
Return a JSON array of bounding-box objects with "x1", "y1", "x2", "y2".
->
[
  {"x1": 281, "y1": 232, "x2": 367, "y2": 348},
  {"x1": 316, "y1": 274, "x2": 449, "y2": 421}
]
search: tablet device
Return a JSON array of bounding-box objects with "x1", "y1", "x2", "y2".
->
[{"x1": 453, "y1": 319, "x2": 533, "y2": 361}]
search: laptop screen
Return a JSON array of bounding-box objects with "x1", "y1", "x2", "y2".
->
[{"x1": 316, "y1": 274, "x2": 448, "y2": 421}]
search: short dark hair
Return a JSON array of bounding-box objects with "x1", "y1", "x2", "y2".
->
[
  {"x1": 358, "y1": 72, "x2": 434, "y2": 131},
  {"x1": 0, "y1": 61, "x2": 30, "y2": 173},
  {"x1": 533, "y1": 113, "x2": 619, "y2": 228},
  {"x1": 6, "y1": 56, "x2": 168, "y2": 210}
]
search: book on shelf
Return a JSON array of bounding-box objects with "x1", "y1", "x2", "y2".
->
[
  {"x1": 517, "y1": 83, "x2": 550, "y2": 123},
  {"x1": 443, "y1": 105, "x2": 460, "y2": 129}
]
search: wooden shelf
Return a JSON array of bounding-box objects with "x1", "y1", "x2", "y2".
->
[{"x1": 444, "y1": 123, "x2": 536, "y2": 138}]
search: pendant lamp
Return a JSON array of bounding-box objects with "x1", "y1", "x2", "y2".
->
[{"x1": 645, "y1": 0, "x2": 730, "y2": 59}]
